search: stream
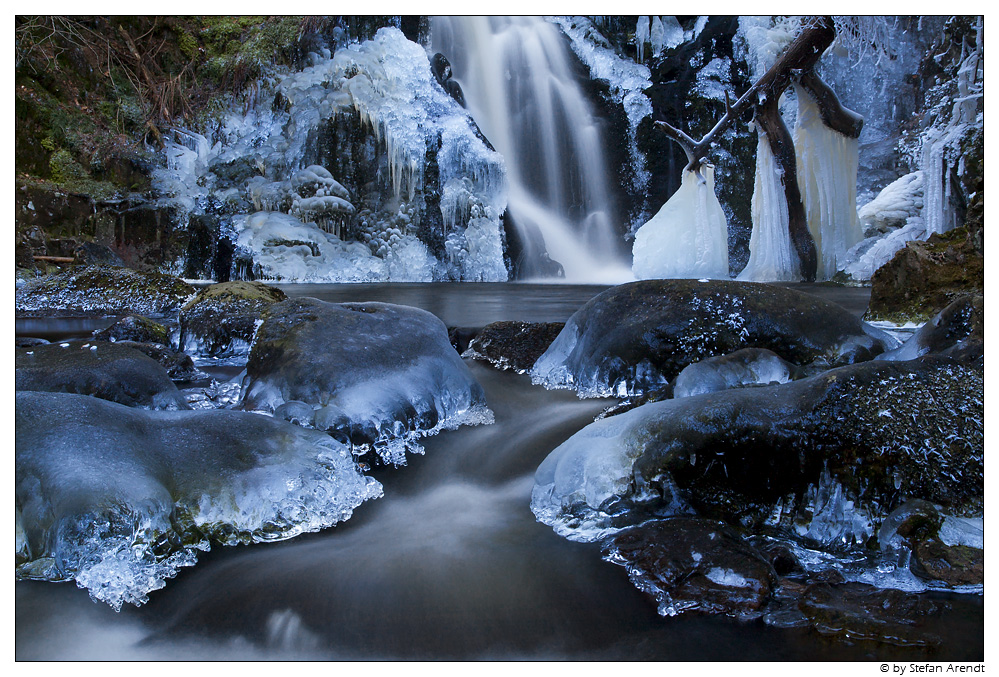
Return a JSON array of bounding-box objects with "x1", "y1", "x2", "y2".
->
[{"x1": 14, "y1": 282, "x2": 984, "y2": 661}]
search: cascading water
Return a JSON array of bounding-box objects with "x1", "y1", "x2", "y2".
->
[{"x1": 432, "y1": 16, "x2": 634, "y2": 283}]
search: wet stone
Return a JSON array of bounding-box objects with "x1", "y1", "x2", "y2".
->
[
  {"x1": 15, "y1": 340, "x2": 188, "y2": 409},
  {"x1": 464, "y1": 321, "x2": 565, "y2": 374},
  {"x1": 602, "y1": 517, "x2": 777, "y2": 618},
  {"x1": 179, "y1": 281, "x2": 288, "y2": 357}
]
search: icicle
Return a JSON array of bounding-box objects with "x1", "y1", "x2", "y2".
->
[
  {"x1": 737, "y1": 131, "x2": 800, "y2": 282},
  {"x1": 792, "y1": 82, "x2": 863, "y2": 280}
]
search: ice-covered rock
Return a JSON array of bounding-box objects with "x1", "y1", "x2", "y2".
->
[
  {"x1": 858, "y1": 172, "x2": 924, "y2": 236},
  {"x1": 672, "y1": 348, "x2": 797, "y2": 398},
  {"x1": 15, "y1": 391, "x2": 382, "y2": 609},
  {"x1": 532, "y1": 356, "x2": 983, "y2": 551},
  {"x1": 179, "y1": 280, "x2": 287, "y2": 358},
  {"x1": 877, "y1": 294, "x2": 983, "y2": 367},
  {"x1": 240, "y1": 297, "x2": 493, "y2": 465},
  {"x1": 16, "y1": 341, "x2": 189, "y2": 409},
  {"x1": 531, "y1": 279, "x2": 896, "y2": 398},
  {"x1": 632, "y1": 166, "x2": 729, "y2": 280},
  {"x1": 15, "y1": 266, "x2": 195, "y2": 317}
]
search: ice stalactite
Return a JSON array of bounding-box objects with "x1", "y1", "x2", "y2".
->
[
  {"x1": 632, "y1": 166, "x2": 729, "y2": 280},
  {"x1": 737, "y1": 131, "x2": 799, "y2": 282},
  {"x1": 792, "y1": 82, "x2": 864, "y2": 280}
]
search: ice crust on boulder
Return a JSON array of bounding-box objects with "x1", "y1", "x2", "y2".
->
[
  {"x1": 531, "y1": 357, "x2": 983, "y2": 591},
  {"x1": 531, "y1": 279, "x2": 896, "y2": 398},
  {"x1": 672, "y1": 348, "x2": 796, "y2": 398},
  {"x1": 632, "y1": 166, "x2": 729, "y2": 280},
  {"x1": 240, "y1": 297, "x2": 493, "y2": 465},
  {"x1": 15, "y1": 391, "x2": 382, "y2": 610}
]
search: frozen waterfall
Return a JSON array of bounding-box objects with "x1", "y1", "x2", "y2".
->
[{"x1": 432, "y1": 16, "x2": 633, "y2": 283}]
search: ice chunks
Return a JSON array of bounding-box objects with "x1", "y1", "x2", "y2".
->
[
  {"x1": 240, "y1": 297, "x2": 493, "y2": 465},
  {"x1": 15, "y1": 391, "x2": 382, "y2": 609},
  {"x1": 672, "y1": 348, "x2": 797, "y2": 398},
  {"x1": 531, "y1": 279, "x2": 897, "y2": 398},
  {"x1": 16, "y1": 341, "x2": 188, "y2": 410}
]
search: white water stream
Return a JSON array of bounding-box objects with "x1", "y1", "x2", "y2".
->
[{"x1": 432, "y1": 16, "x2": 633, "y2": 283}]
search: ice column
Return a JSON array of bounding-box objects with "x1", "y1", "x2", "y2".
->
[
  {"x1": 793, "y1": 83, "x2": 863, "y2": 280},
  {"x1": 632, "y1": 165, "x2": 729, "y2": 280},
  {"x1": 737, "y1": 131, "x2": 800, "y2": 282}
]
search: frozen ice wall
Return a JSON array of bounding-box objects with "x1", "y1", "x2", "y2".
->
[
  {"x1": 153, "y1": 27, "x2": 508, "y2": 283},
  {"x1": 632, "y1": 166, "x2": 729, "y2": 280}
]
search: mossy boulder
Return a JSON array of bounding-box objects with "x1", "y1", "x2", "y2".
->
[
  {"x1": 178, "y1": 281, "x2": 287, "y2": 357},
  {"x1": 866, "y1": 223, "x2": 984, "y2": 323},
  {"x1": 464, "y1": 321, "x2": 565, "y2": 374},
  {"x1": 15, "y1": 340, "x2": 188, "y2": 409},
  {"x1": 15, "y1": 265, "x2": 195, "y2": 317},
  {"x1": 93, "y1": 315, "x2": 171, "y2": 345},
  {"x1": 531, "y1": 279, "x2": 896, "y2": 398}
]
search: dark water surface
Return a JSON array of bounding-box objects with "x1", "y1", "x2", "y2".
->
[{"x1": 15, "y1": 282, "x2": 983, "y2": 661}]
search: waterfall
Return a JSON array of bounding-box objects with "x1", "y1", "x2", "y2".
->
[{"x1": 432, "y1": 16, "x2": 633, "y2": 283}]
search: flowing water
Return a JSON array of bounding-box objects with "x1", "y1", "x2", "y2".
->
[
  {"x1": 14, "y1": 283, "x2": 984, "y2": 661},
  {"x1": 432, "y1": 17, "x2": 634, "y2": 283}
]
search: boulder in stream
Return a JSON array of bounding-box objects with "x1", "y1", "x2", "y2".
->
[
  {"x1": 16, "y1": 340, "x2": 189, "y2": 409},
  {"x1": 15, "y1": 391, "x2": 382, "y2": 610},
  {"x1": 531, "y1": 279, "x2": 896, "y2": 397},
  {"x1": 14, "y1": 265, "x2": 195, "y2": 317},
  {"x1": 241, "y1": 297, "x2": 493, "y2": 465},
  {"x1": 179, "y1": 280, "x2": 288, "y2": 357}
]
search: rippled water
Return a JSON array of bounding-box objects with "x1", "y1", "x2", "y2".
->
[{"x1": 14, "y1": 283, "x2": 983, "y2": 661}]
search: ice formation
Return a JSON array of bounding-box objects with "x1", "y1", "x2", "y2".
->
[
  {"x1": 15, "y1": 391, "x2": 383, "y2": 610},
  {"x1": 737, "y1": 131, "x2": 800, "y2": 281},
  {"x1": 671, "y1": 348, "x2": 795, "y2": 399},
  {"x1": 152, "y1": 27, "x2": 508, "y2": 283},
  {"x1": 792, "y1": 83, "x2": 864, "y2": 280},
  {"x1": 858, "y1": 172, "x2": 924, "y2": 235},
  {"x1": 632, "y1": 166, "x2": 730, "y2": 280}
]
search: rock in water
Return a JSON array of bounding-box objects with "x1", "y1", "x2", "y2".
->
[
  {"x1": 16, "y1": 341, "x2": 188, "y2": 409},
  {"x1": 602, "y1": 517, "x2": 777, "y2": 618},
  {"x1": 179, "y1": 280, "x2": 287, "y2": 357},
  {"x1": 463, "y1": 321, "x2": 565, "y2": 374},
  {"x1": 532, "y1": 356, "x2": 983, "y2": 544},
  {"x1": 15, "y1": 265, "x2": 195, "y2": 316},
  {"x1": 241, "y1": 297, "x2": 493, "y2": 465},
  {"x1": 15, "y1": 391, "x2": 382, "y2": 610},
  {"x1": 531, "y1": 279, "x2": 896, "y2": 397},
  {"x1": 877, "y1": 294, "x2": 983, "y2": 368},
  {"x1": 93, "y1": 315, "x2": 171, "y2": 345}
]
